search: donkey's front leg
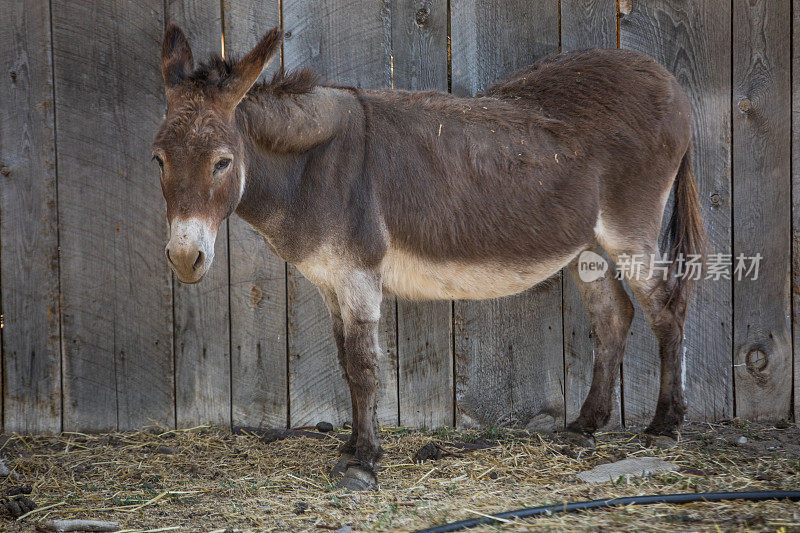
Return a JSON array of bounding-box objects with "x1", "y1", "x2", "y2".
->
[
  {"x1": 319, "y1": 288, "x2": 359, "y2": 479},
  {"x1": 335, "y1": 272, "x2": 383, "y2": 491}
]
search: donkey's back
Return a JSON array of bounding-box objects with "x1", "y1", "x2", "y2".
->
[{"x1": 369, "y1": 48, "x2": 692, "y2": 301}]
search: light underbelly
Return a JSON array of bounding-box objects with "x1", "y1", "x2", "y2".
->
[{"x1": 381, "y1": 247, "x2": 580, "y2": 300}]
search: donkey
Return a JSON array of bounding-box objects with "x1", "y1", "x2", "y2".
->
[{"x1": 153, "y1": 24, "x2": 704, "y2": 490}]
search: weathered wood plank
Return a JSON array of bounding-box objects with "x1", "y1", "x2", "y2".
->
[
  {"x1": 0, "y1": 1, "x2": 61, "y2": 433},
  {"x1": 451, "y1": 0, "x2": 564, "y2": 430},
  {"x1": 283, "y1": 0, "x2": 398, "y2": 426},
  {"x1": 223, "y1": 0, "x2": 282, "y2": 82},
  {"x1": 397, "y1": 301, "x2": 452, "y2": 428},
  {"x1": 454, "y1": 286, "x2": 564, "y2": 429},
  {"x1": 392, "y1": 0, "x2": 448, "y2": 90},
  {"x1": 619, "y1": 0, "x2": 733, "y2": 424},
  {"x1": 560, "y1": 0, "x2": 617, "y2": 51},
  {"x1": 167, "y1": 0, "x2": 231, "y2": 429},
  {"x1": 392, "y1": 0, "x2": 453, "y2": 429},
  {"x1": 560, "y1": 0, "x2": 620, "y2": 428},
  {"x1": 53, "y1": 1, "x2": 174, "y2": 430},
  {"x1": 732, "y1": 0, "x2": 792, "y2": 421},
  {"x1": 793, "y1": 0, "x2": 800, "y2": 428},
  {"x1": 224, "y1": 0, "x2": 288, "y2": 429},
  {"x1": 166, "y1": 0, "x2": 222, "y2": 61}
]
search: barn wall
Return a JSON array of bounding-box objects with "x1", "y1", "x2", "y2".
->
[{"x1": 0, "y1": 0, "x2": 795, "y2": 433}]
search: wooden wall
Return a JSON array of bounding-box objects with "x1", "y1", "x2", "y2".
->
[{"x1": 0, "y1": 0, "x2": 796, "y2": 433}]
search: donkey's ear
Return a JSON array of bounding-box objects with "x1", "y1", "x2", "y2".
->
[
  {"x1": 220, "y1": 27, "x2": 282, "y2": 109},
  {"x1": 161, "y1": 22, "x2": 194, "y2": 95}
]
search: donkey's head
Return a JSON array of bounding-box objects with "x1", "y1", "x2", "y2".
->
[{"x1": 152, "y1": 23, "x2": 281, "y2": 283}]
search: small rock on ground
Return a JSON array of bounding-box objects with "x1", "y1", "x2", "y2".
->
[
  {"x1": 577, "y1": 457, "x2": 678, "y2": 483},
  {"x1": 0, "y1": 459, "x2": 18, "y2": 479},
  {"x1": 413, "y1": 442, "x2": 443, "y2": 463},
  {"x1": 155, "y1": 445, "x2": 179, "y2": 455},
  {"x1": 316, "y1": 421, "x2": 334, "y2": 433}
]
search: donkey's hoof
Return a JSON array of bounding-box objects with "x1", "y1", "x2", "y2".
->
[
  {"x1": 564, "y1": 427, "x2": 596, "y2": 448},
  {"x1": 330, "y1": 453, "x2": 354, "y2": 480},
  {"x1": 337, "y1": 466, "x2": 378, "y2": 491}
]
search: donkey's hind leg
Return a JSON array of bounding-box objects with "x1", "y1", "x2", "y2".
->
[
  {"x1": 600, "y1": 238, "x2": 688, "y2": 440},
  {"x1": 565, "y1": 249, "x2": 634, "y2": 446},
  {"x1": 621, "y1": 247, "x2": 688, "y2": 439}
]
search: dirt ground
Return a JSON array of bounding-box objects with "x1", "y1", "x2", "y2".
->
[{"x1": 1, "y1": 420, "x2": 799, "y2": 532}]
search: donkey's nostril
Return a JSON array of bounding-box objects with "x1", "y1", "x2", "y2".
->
[
  {"x1": 165, "y1": 248, "x2": 173, "y2": 266},
  {"x1": 192, "y1": 250, "x2": 205, "y2": 270}
]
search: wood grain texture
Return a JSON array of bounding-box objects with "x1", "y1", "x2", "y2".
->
[
  {"x1": 620, "y1": 0, "x2": 733, "y2": 423},
  {"x1": 392, "y1": 0, "x2": 448, "y2": 90},
  {"x1": 732, "y1": 0, "x2": 792, "y2": 421},
  {"x1": 224, "y1": 0, "x2": 287, "y2": 429},
  {"x1": 793, "y1": 0, "x2": 800, "y2": 428},
  {"x1": 1, "y1": 1, "x2": 61, "y2": 433},
  {"x1": 454, "y1": 286, "x2": 566, "y2": 428},
  {"x1": 283, "y1": 0, "x2": 398, "y2": 427},
  {"x1": 397, "y1": 300, "x2": 452, "y2": 428},
  {"x1": 167, "y1": 0, "x2": 231, "y2": 428},
  {"x1": 560, "y1": 0, "x2": 620, "y2": 428},
  {"x1": 223, "y1": 0, "x2": 282, "y2": 82},
  {"x1": 560, "y1": 0, "x2": 617, "y2": 51},
  {"x1": 392, "y1": 0, "x2": 453, "y2": 428},
  {"x1": 451, "y1": 0, "x2": 563, "y2": 430},
  {"x1": 53, "y1": 0, "x2": 174, "y2": 431},
  {"x1": 451, "y1": 0, "x2": 559, "y2": 98}
]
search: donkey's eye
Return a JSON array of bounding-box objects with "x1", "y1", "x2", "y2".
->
[
  {"x1": 152, "y1": 155, "x2": 164, "y2": 169},
  {"x1": 214, "y1": 158, "x2": 232, "y2": 173}
]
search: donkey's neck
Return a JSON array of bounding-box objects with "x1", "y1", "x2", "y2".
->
[
  {"x1": 237, "y1": 87, "x2": 356, "y2": 152},
  {"x1": 232, "y1": 87, "x2": 366, "y2": 260}
]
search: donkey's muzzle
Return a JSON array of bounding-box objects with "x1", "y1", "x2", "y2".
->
[{"x1": 165, "y1": 218, "x2": 216, "y2": 283}]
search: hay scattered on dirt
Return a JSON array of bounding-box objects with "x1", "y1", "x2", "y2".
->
[{"x1": 2, "y1": 420, "x2": 799, "y2": 531}]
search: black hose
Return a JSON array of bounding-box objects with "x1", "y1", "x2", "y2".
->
[{"x1": 412, "y1": 490, "x2": 800, "y2": 533}]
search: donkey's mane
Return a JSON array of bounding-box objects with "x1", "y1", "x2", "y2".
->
[{"x1": 187, "y1": 54, "x2": 321, "y2": 97}]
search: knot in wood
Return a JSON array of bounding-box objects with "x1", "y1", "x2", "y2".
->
[
  {"x1": 250, "y1": 285, "x2": 263, "y2": 306},
  {"x1": 745, "y1": 348, "x2": 769, "y2": 385},
  {"x1": 738, "y1": 98, "x2": 752, "y2": 113},
  {"x1": 415, "y1": 6, "x2": 430, "y2": 26}
]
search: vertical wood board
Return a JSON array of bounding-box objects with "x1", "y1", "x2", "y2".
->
[
  {"x1": 392, "y1": 0, "x2": 453, "y2": 428},
  {"x1": 283, "y1": 0, "x2": 398, "y2": 426},
  {"x1": 732, "y1": 0, "x2": 792, "y2": 421},
  {"x1": 560, "y1": 0, "x2": 621, "y2": 428},
  {"x1": 53, "y1": 0, "x2": 174, "y2": 431},
  {"x1": 1, "y1": 0, "x2": 61, "y2": 433},
  {"x1": 167, "y1": 0, "x2": 232, "y2": 429},
  {"x1": 225, "y1": 0, "x2": 288, "y2": 429},
  {"x1": 620, "y1": 0, "x2": 733, "y2": 423},
  {"x1": 451, "y1": 0, "x2": 563, "y2": 430}
]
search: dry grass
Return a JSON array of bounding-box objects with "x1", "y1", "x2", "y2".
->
[{"x1": 2, "y1": 420, "x2": 799, "y2": 532}]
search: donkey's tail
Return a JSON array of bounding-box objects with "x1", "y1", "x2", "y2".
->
[{"x1": 665, "y1": 143, "x2": 706, "y2": 305}]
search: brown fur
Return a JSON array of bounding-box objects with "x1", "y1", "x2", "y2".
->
[{"x1": 153, "y1": 26, "x2": 706, "y2": 488}]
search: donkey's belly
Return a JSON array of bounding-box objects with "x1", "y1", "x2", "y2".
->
[{"x1": 381, "y1": 247, "x2": 579, "y2": 300}]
